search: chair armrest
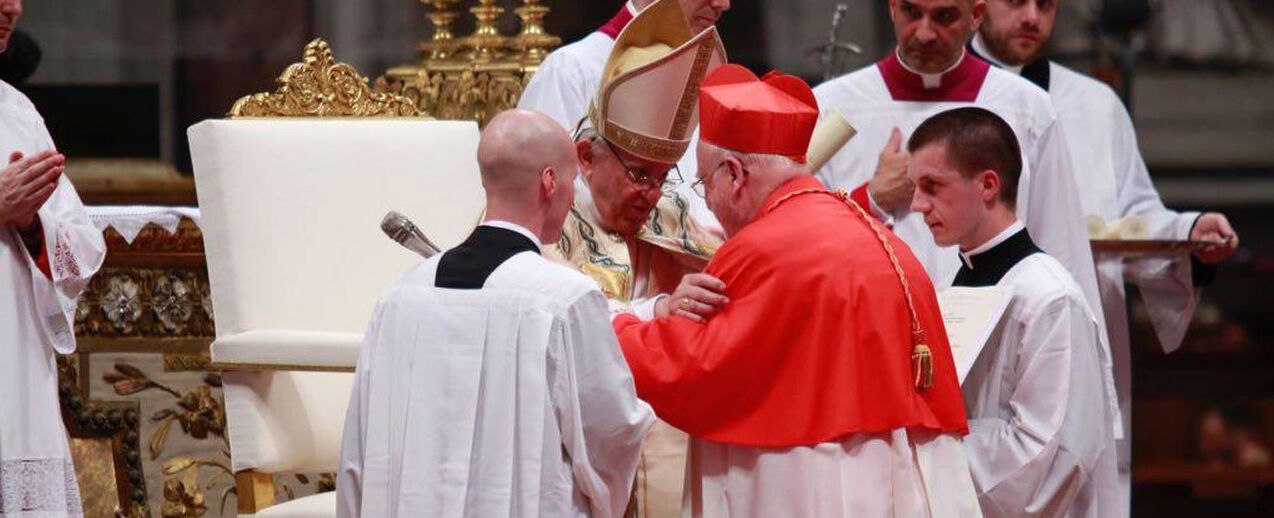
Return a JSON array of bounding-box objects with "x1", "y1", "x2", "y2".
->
[{"x1": 210, "y1": 330, "x2": 361, "y2": 372}]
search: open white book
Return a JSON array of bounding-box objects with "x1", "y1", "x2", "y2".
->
[{"x1": 936, "y1": 285, "x2": 1014, "y2": 384}]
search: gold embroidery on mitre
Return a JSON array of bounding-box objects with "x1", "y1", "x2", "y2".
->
[
  {"x1": 587, "y1": 0, "x2": 726, "y2": 163},
  {"x1": 602, "y1": 120, "x2": 690, "y2": 164},
  {"x1": 669, "y1": 34, "x2": 723, "y2": 140}
]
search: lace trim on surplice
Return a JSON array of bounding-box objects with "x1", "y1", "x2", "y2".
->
[
  {"x1": 0, "y1": 459, "x2": 83, "y2": 516},
  {"x1": 52, "y1": 225, "x2": 81, "y2": 281}
]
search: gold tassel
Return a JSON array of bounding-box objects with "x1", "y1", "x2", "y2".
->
[{"x1": 912, "y1": 343, "x2": 933, "y2": 390}]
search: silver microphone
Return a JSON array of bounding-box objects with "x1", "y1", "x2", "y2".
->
[{"x1": 381, "y1": 210, "x2": 442, "y2": 258}]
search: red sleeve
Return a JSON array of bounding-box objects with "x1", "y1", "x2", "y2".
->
[
  {"x1": 34, "y1": 239, "x2": 51, "y2": 280},
  {"x1": 612, "y1": 312, "x2": 718, "y2": 412},
  {"x1": 850, "y1": 183, "x2": 892, "y2": 229},
  {"x1": 850, "y1": 182, "x2": 872, "y2": 210},
  {"x1": 609, "y1": 246, "x2": 785, "y2": 436},
  {"x1": 18, "y1": 220, "x2": 52, "y2": 280}
]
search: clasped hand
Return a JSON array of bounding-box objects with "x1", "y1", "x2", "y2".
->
[{"x1": 0, "y1": 150, "x2": 64, "y2": 231}]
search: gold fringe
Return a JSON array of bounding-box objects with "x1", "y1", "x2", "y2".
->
[{"x1": 912, "y1": 344, "x2": 934, "y2": 390}]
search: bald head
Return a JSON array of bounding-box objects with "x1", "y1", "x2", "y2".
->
[
  {"x1": 479, "y1": 109, "x2": 573, "y2": 196},
  {"x1": 477, "y1": 109, "x2": 579, "y2": 243}
]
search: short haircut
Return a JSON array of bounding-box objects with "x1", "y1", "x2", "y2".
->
[{"x1": 907, "y1": 107, "x2": 1023, "y2": 207}]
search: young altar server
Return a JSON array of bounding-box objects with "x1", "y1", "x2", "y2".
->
[
  {"x1": 908, "y1": 107, "x2": 1119, "y2": 518},
  {"x1": 336, "y1": 109, "x2": 653, "y2": 518},
  {"x1": 970, "y1": 2, "x2": 1239, "y2": 511},
  {"x1": 810, "y1": 0, "x2": 1105, "y2": 338}
]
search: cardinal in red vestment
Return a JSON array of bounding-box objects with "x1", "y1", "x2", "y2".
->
[{"x1": 611, "y1": 64, "x2": 983, "y2": 518}]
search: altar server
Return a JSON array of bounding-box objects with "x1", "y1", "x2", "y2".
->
[
  {"x1": 0, "y1": 0, "x2": 106, "y2": 515},
  {"x1": 810, "y1": 0, "x2": 1104, "y2": 337},
  {"x1": 336, "y1": 109, "x2": 653, "y2": 518},
  {"x1": 908, "y1": 107, "x2": 1119, "y2": 518},
  {"x1": 970, "y1": 1, "x2": 1238, "y2": 511}
]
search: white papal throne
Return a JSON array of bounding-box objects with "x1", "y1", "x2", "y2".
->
[{"x1": 188, "y1": 40, "x2": 485, "y2": 517}]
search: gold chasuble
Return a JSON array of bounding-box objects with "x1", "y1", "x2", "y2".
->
[
  {"x1": 548, "y1": 0, "x2": 726, "y2": 516},
  {"x1": 557, "y1": 190, "x2": 720, "y2": 303}
]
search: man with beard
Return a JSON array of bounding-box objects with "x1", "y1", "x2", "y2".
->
[
  {"x1": 968, "y1": 1, "x2": 1239, "y2": 513},
  {"x1": 550, "y1": 1, "x2": 727, "y2": 516}
]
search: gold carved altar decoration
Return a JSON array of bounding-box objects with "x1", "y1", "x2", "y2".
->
[
  {"x1": 375, "y1": 0, "x2": 561, "y2": 126},
  {"x1": 228, "y1": 39, "x2": 425, "y2": 118}
]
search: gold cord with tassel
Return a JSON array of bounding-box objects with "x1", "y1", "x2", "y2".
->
[{"x1": 765, "y1": 187, "x2": 935, "y2": 390}]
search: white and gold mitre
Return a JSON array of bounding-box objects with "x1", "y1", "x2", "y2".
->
[{"x1": 587, "y1": 0, "x2": 727, "y2": 163}]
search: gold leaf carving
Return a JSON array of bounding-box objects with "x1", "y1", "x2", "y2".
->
[
  {"x1": 229, "y1": 39, "x2": 425, "y2": 118},
  {"x1": 163, "y1": 456, "x2": 200, "y2": 476}
]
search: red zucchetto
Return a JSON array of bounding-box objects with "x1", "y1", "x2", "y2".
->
[{"x1": 698, "y1": 64, "x2": 819, "y2": 163}]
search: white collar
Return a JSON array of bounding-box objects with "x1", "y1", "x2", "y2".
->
[
  {"x1": 960, "y1": 220, "x2": 1025, "y2": 269},
  {"x1": 626, "y1": 1, "x2": 639, "y2": 15},
  {"x1": 971, "y1": 34, "x2": 1024, "y2": 75},
  {"x1": 481, "y1": 220, "x2": 543, "y2": 251},
  {"x1": 896, "y1": 47, "x2": 967, "y2": 89}
]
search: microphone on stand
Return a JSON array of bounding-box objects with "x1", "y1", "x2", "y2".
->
[{"x1": 381, "y1": 210, "x2": 442, "y2": 258}]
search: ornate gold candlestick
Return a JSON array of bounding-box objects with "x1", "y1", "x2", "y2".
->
[
  {"x1": 515, "y1": 0, "x2": 561, "y2": 68},
  {"x1": 377, "y1": 0, "x2": 562, "y2": 126},
  {"x1": 421, "y1": 0, "x2": 463, "y2": 62},
  {"x1": 466, "y1": 0, "x2": 507, "y2": 62}
]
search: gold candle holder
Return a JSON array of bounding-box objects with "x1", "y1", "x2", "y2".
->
[
  {"x1": 466, "y1": 0, "x2": 507, "y2": 62},
  {"x1": 421, "y1": 0, "x2": 463, "y2": 62},
  {"x1": 515, "y1": 0, "x2": 561, "y2": 66}
]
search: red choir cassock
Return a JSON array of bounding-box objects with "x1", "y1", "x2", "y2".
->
[{"x1": 612, "y1": 65, "x2": 968, "y2": 447}]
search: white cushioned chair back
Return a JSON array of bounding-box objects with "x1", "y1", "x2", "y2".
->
[
  {"x1": 189, "y1": 119, "x2": 484, "y2": 475},
  {"x1": 189, "y1": 119, "x2": 485, "y2": 336}
]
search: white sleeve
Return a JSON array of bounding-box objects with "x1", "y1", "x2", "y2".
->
[
  {"x1": 336, "y1": 310, "x2": 379, "y2": 518},
  {"x1": 1110, "y1": 102, "x2": 1198, "y2": 241},
  {"x1": 518, "y1": 51, "x2": 591, "y2": 131},
  {"x1": 549, "y1": 290, "x2": 655, "y2": 518},
  {"x1": 27, "y1": 116, "x2": 106, "y2": 353},
  {"x1": 1022, "y1": 117, "x2": 1106, "y2": 333},
  {"x1": 1109, "y1": 101, "x2": 1200, "y2": 352},
  {"x1": 964, "y1": 297, "x2": 1113, "y2": 518}
]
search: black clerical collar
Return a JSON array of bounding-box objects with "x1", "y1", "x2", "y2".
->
[
  {"x1": 435, "y1": 224, "x2": 540, "y2": 289},
  {"x1": 967, "y1": 35, "x2": 1051, "y2": 91},
  {"x1": 952, "y1": 223, "x2": 1042, "y2": 287}
]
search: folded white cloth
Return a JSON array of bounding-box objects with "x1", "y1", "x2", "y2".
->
[{"x1": 86, "y1": 205, "x2": 201, "y2": 244}]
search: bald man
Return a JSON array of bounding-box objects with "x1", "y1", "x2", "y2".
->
[{"x1": 337, "y1": 109, "x2": 654, "y2": 518}]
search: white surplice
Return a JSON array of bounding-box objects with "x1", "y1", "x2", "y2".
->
[
  {"x1": 1, "y1": 79, "x2": 106, "y2": 517},
  {"x1": 517, "y1": 2, "x2": 633, "y2": 132},
  {"x1": 554, "y1": 179, "x2": 722, "y2": 518},
  {"x1": 959, "y1": 225, "x2": 1119, "y2": 518},
  {"x1": 970, "y1": 35, "x2": 1203, "y2": 515},
  {"x1": 683, "y1": 429, "x2": 983, "y2": 518},
  {"x1": 335, "y1": 243, "x2": 654, "y2": 518},
  {"x1": 811, "y1": 50, "x2": 1105, "y2": 335}
]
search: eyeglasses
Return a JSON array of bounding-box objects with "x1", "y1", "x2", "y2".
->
[
  {"x1": 690, "y1": 160, "x2": 728, "y2": 198},
  {"x1": 600, "y1": 137, "x2": 682, "y2": 191}
]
